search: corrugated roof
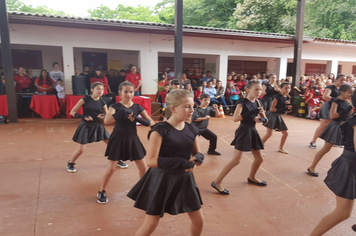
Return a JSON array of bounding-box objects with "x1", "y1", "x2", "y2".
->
[{"x1": 7, "y1": 11, "x2": 356, "y2": 44}]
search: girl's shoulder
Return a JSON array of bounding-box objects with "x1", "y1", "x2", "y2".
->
[
  {"x1": 82, "y1": 95, "x2": 93, "y2": 103},
  {"x1": 148, "y1": 122, "x2": 171, "y2": 139}
]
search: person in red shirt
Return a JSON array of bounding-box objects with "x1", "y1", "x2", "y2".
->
[
  {"x1": 125, "y1": 65, "x2": 142, "y2": 96},
  {"x1": 34, "y1": 69, "x2": 54, "y2": 93},
  {"x1": 159, "y1": 84, "x2": 170, "y2": 108},
  {"x1": 90, "y1": 70, "x2": 111, "y2": 95},
  {"x1": 189, "y1": 69, "x2": 201, "y2": 81},
  {"x1": 14, "y1": 67, "x2": 32, "y2": 92},
  {"x1": 194, "y1": 85, "x2": 203, "y2": 105},
  {"x1": 235, "y1": 75, "x2": 247, "y2": 91}
]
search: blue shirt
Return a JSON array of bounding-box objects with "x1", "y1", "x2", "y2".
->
[
  {"x1": 201, "y1": 76, "x2": 214, "y2": 83},
  {"x1": 203, "y1": 87, "x2": 216, "y2": 98}
]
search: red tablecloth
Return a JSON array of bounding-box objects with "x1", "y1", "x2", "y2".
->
[
  {"x1": 0, "y1": 95, "x2": 9, "y2": 116},
  {"x1": 30, "y1": 95, "x2": 60, "y2": 119},
  {"x1": 116, "y1": 96, "x2": 151, "y2": 116},
  {"x1": 66, "y1": 95, "x2": 84, "y2": 118}
]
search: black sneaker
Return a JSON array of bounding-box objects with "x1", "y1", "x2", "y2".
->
[
  {"x1": 97, "y1": 190, "x2": 108, "y2": 204},
  {"x1": 309, "y1": 142, "x2": 317, "y2": 149},
  {"x1": 67, "y1": 161, "x2": 76, "y2": 173},
  {"x1": 207, "y1": 150, "x2": 221, "y2": 155},
  {"x1": 117, "y1": 160, "x2": 128, "y2": 169}
]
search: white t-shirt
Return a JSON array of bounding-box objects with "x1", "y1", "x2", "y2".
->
[
  {"x1": 49, "y1": 71, "x2": 64, "y2": 84},
  {"x1": 55, "y1": 84, "x2": 65, "y2": 98}
]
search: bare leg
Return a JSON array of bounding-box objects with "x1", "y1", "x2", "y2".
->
[
  {"x1": 100, "y1": 160, "x2": 118, "y2": 190},
  {"x1": 187, "y1": 209, "x2": 204, "y2": 236},
  {"x1": 308, "y1": 142, "x2": 333, "y2": 172},
  {"x1": 310, "y1": 196, "x2": 354, "y2": 236},
  {"x1": 261, "y1": 128, "x2": 273, "y2": 144},
  {"x1": 70, "y1": 144, "x2": 86, "y2": 163},
  {"x1": 279, "y1": 130, "x2": 288, "y2": 150},
  {"x1": 214, "y1": 149, "x2": 243, "y2": 191},
  {"x1": 135, "y1": 215, "x2": 161, "y2": 236},
  {"x1": 135, "y1": 159, "x2": 148, "y2": 178},
  {"x1": 248, "y1": 149, "x2": 264, "y2": 183},
  {"x1": 311, "y1": 119, "x2": 331, "y2": 143}
]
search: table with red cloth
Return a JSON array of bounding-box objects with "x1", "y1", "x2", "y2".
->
[
  {"x1": 0, "y1": 95, "x2": 9, "y2": 116},
  {"x1": 30, "y1": 95, "x2": 60, "y2": 119},
  {"x1": 66, "y1": 95, "x2": 84, "y2": 118},
  {"x1": 115, "y1": 96, "x2": 151, "y2": 116}
]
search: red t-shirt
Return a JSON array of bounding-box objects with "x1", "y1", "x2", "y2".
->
[
  {"x1": 14, "y1": 74, "x2": 32, "y2": 91},
  {"x1": 35, "y1": 77, "x2": 54, "y2": 93},
  {"x1": 160, "y1": 90, "x2": 169, "y2": 103},
  {"x1": 235, "y1": 81, "x2": 246, "y2": 90},
  {"x1": 90, "y1": 77, "x2": 109, "y2": 95},
  {"x1": 189, "y1": 75, "x2": 201, "y2": 80},
  {"x1": 194, "y1": 90, "x2": 203, "y2": 101},
  {"x1": 125, "y1": 72, "x2": 141, "y2": 88}
]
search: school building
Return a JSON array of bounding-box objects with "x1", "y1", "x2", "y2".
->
[{"x1": 1, "y1": 11, "x2": 356, "y2": 96}]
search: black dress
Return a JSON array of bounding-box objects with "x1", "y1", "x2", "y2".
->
[
  {"x1": 260, "y1": 83, "x2": 279, "y2": 111},
  {"x1": 319, "y1": 85, "x2": 340, "y2": 119},
  {"x1": 324, "y1": 115, "x2": 356, "y2": 199},
  {"x1": 263, "y1": 94, "x2": 288, "y2": 131},
  {"x1": 230, "y1": 98, "x2": 264, "y2": 151},
  {"x1": 105, "y1": 103, "x2": 146, "y2": 161},
  {"x1": 72, "y1": 96, "x2": 110, "y2": 144},
  {"x1": 127, "y1": 122, "x2": 203, "y2": 217},
  {"x1": 319, "y1": 99, "x2": 351, "y2": 145}
]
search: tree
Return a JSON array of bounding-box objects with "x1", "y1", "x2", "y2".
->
[{"x1": 6, "y1": 0, "x2": 67, "y2": 15}]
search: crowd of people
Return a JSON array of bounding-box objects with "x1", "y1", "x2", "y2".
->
[{"x1": 63, "y1": 69, "x2": 356, "y2": 235}]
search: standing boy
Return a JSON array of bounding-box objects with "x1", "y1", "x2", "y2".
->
[{"x1": 192, "y1": 93, "x2": 221, "y2": 155}]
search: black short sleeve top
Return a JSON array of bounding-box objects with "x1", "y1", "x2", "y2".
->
[
  {"x1": 238, "y1": 98, "x2": 261, "y2": 126},
  {"x1": 110, "y1": 103, "x2": 144, "y2": 134},
  {"x1": 342, "y1": 116, "x2": 356, "y2": 152},
  {"x1": 81, "y1": 96, "x2": 106, "y2": 122}
]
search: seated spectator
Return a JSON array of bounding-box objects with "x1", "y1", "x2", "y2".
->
[
  {"x1": 310, "y1": 100, "x2": 324, "y2": 120},
  {"x1": 189, "y1": 70, "x2": 201, "y2": 81},
  {"x1": 171, "y1": 79, "x2": 180, "y2": 90},
  {"x1": 215, "y1": 80, "x2": 229, "y2": 112},
  {"x1": 225, "y1": 81, "x2": 241, "y2": 115},
  {"x1": 14, "y1": 67, "x2": 32, "y2": 92},
  {"x1": 194, "y1": 85, "x2": 203, "y2": 105},
  {"x1": 201, "y1": 70, "x2": 214, "y2": 83},
  {"x1": 49, "y1": 62, "x2": 64, "y2": 86},
  {"x1": 191, "y1": 76, "x2": 199, "y2": 90},
  {"x1": 91, "y1": 70, "x2": 111, "y2": 95},
  {"x1": 235, "y1": 75, "x2": 246, "y2": 90},
  {"x1": 232, "y1": 74, "x2": 238, "y2": 83},
  {"x1": 125, "y1": 65, "x2": 141, "y2": 96},
  {"x1": 35, "y1": 69, "x2": 54, "y2": 94},
  {"x1": 160, "y1": 84, "x2": 170, "y2": 108},
  {"x1": 211, "y1": 78, "x2": 217, "y2": 88},
  {"x1": 182, "y1": 72, "x2": 191, "y2": 84},
  {"x1": 56, "y1": 78, "x2": 66, "y2": 115},
  {"x1": 203, "y1": 81, "x2": 221, "y2": 106},
  {"x1": 166, "y1": 67, "x2": 175, "y2": 79},
  {"x1": 226, "y1": 74, "x2": 234, "y2": 84},
  {"x1": 201, "y1": 81, "x2": 207, "y2": 89},
  {"x1": 184, "y1": 83, "x2": 194, "y2": 95}
]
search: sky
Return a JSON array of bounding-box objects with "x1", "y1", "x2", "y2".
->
[{"x1": 20, "y1": 0, "x2": 163, "y2": 17}]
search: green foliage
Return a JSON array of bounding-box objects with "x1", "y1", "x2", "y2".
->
[{"x1": 6, "y1": 0, "x2": 66, "y2": 15}]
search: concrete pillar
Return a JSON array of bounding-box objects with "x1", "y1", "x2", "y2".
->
[
  {"x1": 326, "y1": 60, "x2": 339, "y2": 76},
  {"x1": 217, "y1": 53, "x2": 228, "y2": 87},
  {"x1": 275, "y1": 57, "x2": 288, "y2": 80},
  {"x1": 139, "y1": 49, "x2": 158, "y2": 95},
  {"x1": 61, "y1": 45, "x2": 74, "y2": 93}
]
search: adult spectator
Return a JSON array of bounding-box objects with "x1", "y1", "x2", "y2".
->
[
  {"x1": 201, "y1": 71, "x2": 214, "y2": 83},
  {"x1": 91, "y1": 70, "x2": 111, "y2": 95},
  {"x1": 81, "y1": 66, "x2": 91, "y2": 91},
  {"x1": 117, "y1": 69, "x2": 126, "y2": 88},
  {"x1": 35, "y1": 69, "x2": 54, "y2": 93},
  {"x1": 189, "y1": 70, "x2": 201, "y2": 81},
  {"x1": 166, "y1": 67, "x2": 175, "y2": 79},
  {"x1": 107, "y1": 69, "x2": 119, "y2": 95},
  {"x1": 225, "y1": 81, "x2": 241, "y2": 115},
  {"x1": 215, "y1": 80, "x2": 229, "y2": 112},
  {"x1": 235, "y1": 75, "x2": 246, "y2": 90},
  {"x1": 74, "y1": 69, "x2": 81, "y2": 76},
  {"x1": 125, "y1": 65, "x2": 142, "y2": 96},
  {"x1": 49, "y1": 62, "x2": 64, "y2": 85},
  {"x1": 25, "y1": 68, "x2": 37, "y2": 91},
  {"x1": 14, "y1": 67, "x2": 32, "y2": 92},
  {"x1": 203, "y1": 81, "x2": 221, "y2": 106},
  {"x1": 347, "y1": 74, "x2": 354, "y2": 85}
]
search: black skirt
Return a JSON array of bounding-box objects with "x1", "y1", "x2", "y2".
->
[
  {"x1": 324, "y1": 149, "x2": 356, "y2": 199},
  {"x1": 319, "y1": 101, "x2": 331, "y2": 119},
  {"x1": 261, "y1": 97, "x2": 273, "y2": 112},
  {"x1": 127, "y1": 167, "x2": 202, "y2": 217},
  {"x1": 263, "y1": 111, "x2": 288, "y2": 131},
  {"x1": 105, "y1": 132, "x2": 146, "y2": 161},
  {"x1": 231, "y1": 124, "x2": 264, "y2": 151},
  {"x1": 319, "y1": 120, "x2": 343, "y2": 145},
  {"x1": 72, "y1": 121, "x2": 110, "y2": 144}
]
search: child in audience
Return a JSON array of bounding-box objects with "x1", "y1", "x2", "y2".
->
[
  {"x1": 212, "y1": 81, "x2": 268, "y2": 195},
  {"x1": 310, "y1": 100, "x2": 324, "y2": 120},
  {"x1": 192, "y1": 93, "x2": 221, "y2": 155},
  {"x1": 160, "y1": 84, "x2": 170, "y2": 108},
  {"x1": 261, "y1": 82, "x2": 292, "y2": 154},
  {"x1": 128, "y1": 89, "x2": 204, "y2": 235},
  {"x1": 194, "y1": 85, "x2": 203, "y2": 105},
  {"x1": 56, "y1": 78, "x2": 66, "y2": 115}
]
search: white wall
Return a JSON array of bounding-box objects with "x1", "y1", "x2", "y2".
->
[{"x1": 6, "y1": 23, "x2": 356, "y2": 94}]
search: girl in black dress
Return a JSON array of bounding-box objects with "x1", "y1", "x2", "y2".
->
[
  {"x1": 260, "y1": 73, "x2": 280, "y2": 111},
  {"x1": 310, "y1": 89, "x2": 356, "y2": 235},
  {"x1": 308, "y1": 84, "x2": 353, "y2": 177},
  {"x1": 212, "y1": 81, "x2": 268, "y2": 195},
  {"x1": 67, "y1": 82, "x2": 110, "y2": 172},
  {"x1": 262, "y1": 82, "x2": 292, "y2": 154},
  {"x1": 97, "y1": 81, "x2": 154, "y2": 204},
  {"x1": 127, "y1": 89, "x2": 204, "y2": 236},
  {"x1": 309, "y1": 74, "x2": 346, "y2": 149}
]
